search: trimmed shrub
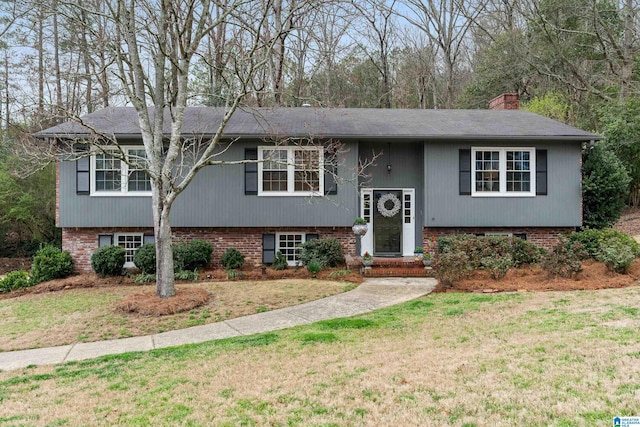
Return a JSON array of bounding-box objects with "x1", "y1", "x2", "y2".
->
[
  {"x1": 271, "y1": 251, "x2": 288, "y2": 270},
  {"x1": 91, "y1": 245, "x2": 126, "y2": 278},
  {"x1": 133, "y1": 243, "x2": 156, "y2": 274},
  {"x1": 596, "y1": 237, "x2": 636, "y2": 273},
  {"x1": 221, "y1": 248, "x2": 245, "y2": 270},
  {"x1": 481, "y1": 254, "x2": 514, "y2": 280},
  {"x1": 31, "y1": 246, "x2": 74, "y2": 284},
  {"x1": 0, "y1": 270, "x2": 31, "y2": 293},
  {"x1": 174, "y1": 240, "x2": 213, "y2": 272},
  {"x1": 541, "y1": 242, "x2": 582, "y2": 278},
  {"x1": 567, "y1": 228, "x2": 640, "y2": 261},
  {"x1": 435, "y1": 234, "x2": 541, "y2": 268},
  {"x1": 434, "y1": 251, "x2": 472, "y2": 287},
  {"x1": 298, "y1": 238, "x2": 344, "y2": 267},
  {"x1": 306, "y1": 260, "x2": 322, "y2": 275}
]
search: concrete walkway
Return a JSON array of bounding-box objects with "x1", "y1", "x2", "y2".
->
[{"x1": 0, "y1": 278, "x2": 436, "y2": 371}]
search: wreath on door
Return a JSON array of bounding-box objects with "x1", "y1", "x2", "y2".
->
[{"x1": 377, "y1": 193, "x2": 402, "y2": 218}]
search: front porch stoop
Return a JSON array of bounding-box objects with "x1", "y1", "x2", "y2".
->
[{"x1": 346, "y1": 256, "x2": 434, "y2": 278}]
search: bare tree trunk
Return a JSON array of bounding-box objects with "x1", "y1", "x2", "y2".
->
[
  {"x1": 79, "y1": 0, "x2": 93, "y2": 112},
  {"x1": 3, "y1": 50, "x2": 8, "y2": 127},
  {"x1": 620, "y1": 0, "x2": 634, "y2": 100},
  {"x1": 37, "y1": 0, "x2": 45, "y2": 117},
  {"x1": 52, "y1": 0, "x2": 63, "y2": 114}
]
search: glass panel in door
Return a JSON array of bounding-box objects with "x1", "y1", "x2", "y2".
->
[{"x1": 373, "y1": 190, "x2": 402, "y2": 255}]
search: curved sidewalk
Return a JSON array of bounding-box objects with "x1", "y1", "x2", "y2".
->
[{"x1": 0, "y1": 278, "x2": 436, "y2": 371}]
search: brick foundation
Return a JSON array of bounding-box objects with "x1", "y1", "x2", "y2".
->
[
  {"x1": 62, "y1": 227, "x2": 355, "y2": 273},
  {"x1": 421, "y1": 227, "x2": 575, "y2": 251}
]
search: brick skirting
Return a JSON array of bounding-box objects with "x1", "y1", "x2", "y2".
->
[
  {"x1": 63, "y1": 226, "x2": 576, "y2": 273},
  {"x1": 421, "y1": 227, "x2": 575, "y2": 251},
  {"x1": 62, "y1": 227, "x2": 356, "y2": 273}
]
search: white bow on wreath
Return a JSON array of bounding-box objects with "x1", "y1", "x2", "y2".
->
[{"x1": 377, "y1": 193, "x2": 401, "y2": 218}]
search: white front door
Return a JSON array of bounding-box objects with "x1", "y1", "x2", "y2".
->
[{"x1": 360, "y1": 188, "x2": 415, "y2": 256}]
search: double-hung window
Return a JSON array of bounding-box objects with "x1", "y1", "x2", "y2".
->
[
  {"x1": 277, "y1": 233, "x2": 304, "y2": 265},
  {"x1": 91, "y1": 147, "x2": 151, "y2": 195},
  {"x1": 258, "y1": 146, "x2": 323, "y2": 195},
  {"x1": 115, "y1": 233, "x2": 144, "y2": 267},
  {"x1": 472, "y1": 148, "x2": 535, "y2": 197}
]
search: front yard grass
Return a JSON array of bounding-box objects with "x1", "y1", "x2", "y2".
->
[
  {"x1": 0, "y1": 279, "x2": 353, "y2": 351},
  {"x1": 1, "y1": 286, "x2": 640, "y2": 426}
]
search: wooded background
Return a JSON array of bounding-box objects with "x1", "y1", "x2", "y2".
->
[{"x1": 0, "y1": 0, "x2": 638, "y2": 255}]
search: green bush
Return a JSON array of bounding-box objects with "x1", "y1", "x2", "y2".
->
[
  {"x1": 306, "y1": 260, "x2": 322, "y2": 275},
  {"x1": 271, "y1": 251, "x2": 288, "y2": 270},
  {"x1": 435, "y1": 234, "x2": 541, "y2": 268},
  {"x1": 174, "y1": 240, "x2": 213, "y2": 271},
  {"x1": 434, "y1": 251, "x2": 472, "y2": 287},
  {"x1": 481, "y1": 254, "x2": 514, "y2": 280},
  {"x1": 582, "y1": 142, "x2": 631, "y2": 228},
  {"x1": 0, "y1": 270, "x2": 32, "y2": 293},
  {"x1": 30, "y1": 245, "x2": 74, "y2": 284},
  {"x1": 298, "y1": 238, "x2": 344, "y2": 267},
  {"x1": 133, "y1": 243, "x2": 156, "y2": 274},
  {"x1": 567, "y1": 228, "x2": 640, "y2": 260},
  {"x1": 221, "y1": 248, "x2": 245, "y2": 270},
  {"x1": 91, "y1": 245, "x2": 126, "y2": 278},
  {"x1": 596, "y1": 237, "x2": 636, "y2": 273},
  {"x1": 541, "y1": 242, "x2": 582, "y2": 278}
]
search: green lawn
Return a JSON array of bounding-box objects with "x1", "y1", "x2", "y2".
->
[{"x1": 1, "y1": 286, "x2": 640, "y2": 426}]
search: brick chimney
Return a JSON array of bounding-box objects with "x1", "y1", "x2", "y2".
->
[{"x1": 489, "y1": 93, "x2": 519, "y2": 110}]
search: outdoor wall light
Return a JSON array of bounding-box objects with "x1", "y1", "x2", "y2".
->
[{"x1": 387, "y1": 164, "x2": 392, "y2": 173}]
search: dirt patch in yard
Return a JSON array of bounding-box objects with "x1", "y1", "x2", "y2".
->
[
  {"x1": 445, "y1": 259, "x2": 640, "y2": 293},
  {"x1": 0, "y1": 257, "x2": 31, "y2": 274}
]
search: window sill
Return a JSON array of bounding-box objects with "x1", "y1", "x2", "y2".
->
[
  {"x1": 258, "y1": 191, "x2": 323, "y2": 197},
  {"x1": 471, "y1": 192, "x2": 536, "y2": 198},
  {"x1": 90, "y1": 192, "x2": 152, "y2": 197}
]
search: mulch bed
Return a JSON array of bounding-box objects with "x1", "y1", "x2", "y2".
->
[{"x1": 116, "y1": 287, "x2": 210, "y2": 316}]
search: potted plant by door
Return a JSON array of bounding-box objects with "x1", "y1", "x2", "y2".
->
[
  {"x1": 352, "y1": 217, "x2": 368, "y2": 236},
  {"x1": 414, "y1": 246, "x2": 425, "y2": 261},
  {"x1": 362, "y1": 251, "x2": 374, "y2": 268},
  {"x1": 422, "y1": 253, "x2": 433, "y2": 268}
]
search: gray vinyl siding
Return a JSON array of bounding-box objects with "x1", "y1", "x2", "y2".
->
[
  {"x1": 58, "y1": 141, "x2": 359, "y2": 227},
  {"x1": 424, "y1": 140, "x2": 582, "y2": 227},
  {"x1": 358, "y1": 141, "x2": 424, "y2": 242}
]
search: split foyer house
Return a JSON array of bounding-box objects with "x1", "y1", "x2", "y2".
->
[{"x1": 36, "y1": 95, "x2": 601, "y2": 272}]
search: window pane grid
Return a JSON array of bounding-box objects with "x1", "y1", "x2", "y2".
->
[
  {"x1": 95, "y1": 154, "x2": 121, "y2": 191},
  {"x1": 116, "y1": 234, "x2": 143, "y2": 264},
  {"x1": 294, "y1": 150, "x2": 320, "y2": 192},
  {"x1": 278, "y1": 234, "x2": 303, "y2": 262},
  {"x1": 474, "y1": 150, "x2": 500, "y2": 192},
  {"x1": 262, "y1": 149, "x2": 289, "y2": 192},
  {"x1": 259, "y1": 147, "x2": 322, "y2": 194},
  {"x1": 127, "y1": 149, "x2": 151, "y2": 192},
  {"x1": 506, "y1": 151, "x2": 531, "y2": 192}
]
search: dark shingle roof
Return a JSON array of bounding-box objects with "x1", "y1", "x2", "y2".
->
[{"x1": 35, "y1": 106, "x2": 601, "y2": 141}]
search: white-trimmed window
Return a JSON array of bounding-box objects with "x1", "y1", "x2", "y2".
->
[
  {"x1": 277, "y1": 233, "x2": 304, "y2": 265},
  {"x1": 258, "y1": 146, "x2": 323, "y2": 196},
  {"x1": 472, "y1": 148, "x2": 535, "y2": 197},
  {"x1": 115, "y1": 233, "x2": 144, "y2": 267},
  {"x1": 91, "y1": 147, "x2": 151, "y2": 195}
]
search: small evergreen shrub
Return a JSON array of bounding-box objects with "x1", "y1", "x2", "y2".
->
[
  {"x1": 133, "y1": 243, "x2": 156, "y2": 274},
  {"x1": 31, "y1": 246, "x2": 74, "y2": 284},
  {"x1": 596, "y1": 237, "x2": 636, "y2": 273},
  {"x1": 91, "y1": 245, "x2": 126, "y2": 278},
  {"x1": 271, "y1": 251, "x2": 288, "y2": 270},
  {"x1": 434, "y1": 251, "x2": 472, "y2": 286},
  {"x1": 541, "y1": 242, "x2": 582, "y2": 278},
  {"x1": 567, "y1": 228, "x2": 640, "y2": 260},
  {"x1": 221, "y1": 248, "x2": 245, "y2": 270},
  {"x1": 512, "y1": 239, "x2": 544, "y2": 266},
  {"x1": 174, "y1": 240, "x2": 213, "y2": 271},
  {"x1": 306, "y1": 260, "x2": 322, "y2": 275},
  {"x1": 481, "y1": 255, "x2": 514, "y2": 280},
  {"x1": 0, "y1": 270, "x2": 31, "y2": 293},
  {"x1": 299, "y1": 238, "x2": 344, "y2": 267},
  {"x1": 435, "y1": 234, "x2": 541, "y2": 268}
]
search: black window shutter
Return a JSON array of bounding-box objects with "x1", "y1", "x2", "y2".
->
[
  {"x1": 305, "y1": 233, "x2": 319, "y2": 242},
  {"x1": 536, "y1": 149, "x2": 547, "y2": 195},
  {"x1": 262, "y1": 234, "x2": 275, "y2": 264},
  {"x1": 98, "y1": 234, "x2": 113, "y2": 247},
  {"x1": 76, "y1": 144, "x2": 90, "y2": 195},
  {"x1": 245, "y1": 148, "x2": 258, "y2": 195},
  {"x1": 459, "y1": 149, "x2": 471, "y2": 195},
  {"x1": 324, "y1": 150, "x2": 337, "y2": 195},
  {"x1": 143, "y1": 235, "x2": 155, "y2": 244}
]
